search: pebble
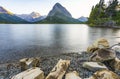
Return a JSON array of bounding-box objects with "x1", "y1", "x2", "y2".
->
[{"x1": 0, "y1": 52, "x2": 119, "y2": 79}]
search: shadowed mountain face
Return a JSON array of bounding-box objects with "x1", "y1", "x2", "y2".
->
[
  {"x1": 0, "y1": 14, "x2": 28, "y2": 23},
  {"x1": 0, "y1": 6, "x2": 28, "y2": 23},
  {"x1": 48, "y1": 3, "x2": 72, "y2": 17},
  {"x1": 0, "y1": 6, "x2": 12, "y2": 14},
  {"x1": 39, "y1": 3, "x2": 80, "y2": 23}
]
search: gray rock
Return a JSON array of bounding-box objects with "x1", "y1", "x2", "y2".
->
[{"x1": 83, "y1": 62, "x2": 107, "y2": 71}]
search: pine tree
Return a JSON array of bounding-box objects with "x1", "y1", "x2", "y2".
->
[{"x1": 105, "y1": 0, "x2": 119, "y2": 18}]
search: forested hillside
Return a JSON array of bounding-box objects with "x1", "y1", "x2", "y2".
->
[{"x1": 88, "y1": 0, "x2": 120, "y2": 27}]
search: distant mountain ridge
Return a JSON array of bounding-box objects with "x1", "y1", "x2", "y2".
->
[
  {"x1": 16, "y1": 12, "x2": 46, "y2": 22},
  {"x1": 0, "y1": 3, "x2": 83, "y2": 23}
]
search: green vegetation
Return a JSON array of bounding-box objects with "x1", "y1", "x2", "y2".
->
[
  {"x1": 37, "y1": 12, "x2": 80, "y2": 24},
  {"x1": 0, "y1": 13, "x2": 28, "y2": 24},
  {"x1": 88, "y1": 0, "x2": 120, "y2": 27}
]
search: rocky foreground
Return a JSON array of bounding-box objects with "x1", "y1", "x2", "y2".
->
[
  {"x1": 0, "y1": 38, "x2": 120, "y2": 79},
  {"x1": 0, "y1": 52, "x2": 120, "y2": 79}
]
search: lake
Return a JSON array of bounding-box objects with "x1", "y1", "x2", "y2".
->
[{"x1": 0, "y1": 24, "x2": 120, "y2": 63}]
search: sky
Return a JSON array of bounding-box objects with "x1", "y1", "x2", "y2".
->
[{"x1": 0, "y1": 0, "x2": 112, "y2": 18}]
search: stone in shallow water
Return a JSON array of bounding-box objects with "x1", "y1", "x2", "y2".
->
[
  {"x1": 46, "y1": 59, "x2": 70, "y2": 79},
  {"x1": 83, "y1": 62, "x2": 107, "y2": 71},
  {"x1": 90, "y1": 48, "x2": 116, "y2": 62},
  {"x1": 11, "y1": 67, "x2": 44, "y2": 79},
  {"x1": 87, "y1": 38, "x2": 110, "y2": 53},
  {"x1": 89, "y1": 69, "x2": 120, "y2": 79},
  {"x1": 65, "y1": 71, "x2": 81, "y2": 79}
]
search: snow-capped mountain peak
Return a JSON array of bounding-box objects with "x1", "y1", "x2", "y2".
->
[
  {"x1": 30, "y1": 12, "x2": 41, "y2": 18},
  {"x1": 16, "y1": 12, "x2": 46, "y2": 22}
]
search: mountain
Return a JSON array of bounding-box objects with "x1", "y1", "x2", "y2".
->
[
  {"x1": 78, "y1": 16, "x2": 88, "y2": 22},
  {"x1": 16, "y1": 12, "x2": 46, "y2": 22},
  {"x1": 39, "y1": 3, "x2": 80, "y2": 23},
  {"x1": 0, "y1": 6, "x2": 28, "y2": 23},
  {"x1": 48, "y1": 3, "x2": 72, "y2": 17},
  {"x1": 0, "y1": 6, "x2": 12, "y2": 14}
]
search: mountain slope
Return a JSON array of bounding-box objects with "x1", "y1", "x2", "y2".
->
[
  {"x1": 0, "y1": 6, "x2": 12, "y2": 14},
  {"x1": 48, "y1": 3, "x2": 72, "y2": 17},
  {"x1": 16, "y1": 12, "x2": 46, "y2": 22},
  {"x1": 0, "y1": 13, "x2": 28, "y2": 23},
  {"x1": 39, "y1": 3, "x2": 79, "y2": 23},
  {"x1": 78, "y1": 16, "x2": 88, "y2": 22},
  {"x1": 0, "y1": 6, "x2": 28, "y2": 23}
]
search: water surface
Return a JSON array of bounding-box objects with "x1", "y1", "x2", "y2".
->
[{"x1": 0, "y1": 24, "x2": 120, "y2": 63}]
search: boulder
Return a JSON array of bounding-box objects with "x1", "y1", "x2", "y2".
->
[
  {"x1": 90, "y1": 48, "x2": 116, "y2": 62},
  {"x1": 105, "y1": 57, "x2": 120, "y2": 72},
  {"x1": 46, "y1": 59, "x2": 70, "y2": 79},
  {"x1": 89, "y1": 69, "x2": 120, "y2": 79},
  {"x1": 11, "y1": 67, "x2": 44, "y2": 79},
  {"x1": 20, "y1": 57, "x2": 40, "y2": 71},
  {"x1": 83, "y1": 62, "x2": 107, "y2": 71},
  {"x1": 87, "y1": 38, "x2": 109, "y2": 53},
  {"x1": 65, "y1": 71, "x2": 81, "y2": 79},
  {"x1": 114, "y1": 57, "x2": 120, "y2": 72}
]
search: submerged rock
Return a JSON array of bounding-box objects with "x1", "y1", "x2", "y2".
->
[{"x1": 83, "y1": 62, "x2": 107, "y2": 71}]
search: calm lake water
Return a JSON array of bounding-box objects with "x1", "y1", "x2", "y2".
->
[{"x1": 0, "y1": 24, "x2": 120, "y2": 63}]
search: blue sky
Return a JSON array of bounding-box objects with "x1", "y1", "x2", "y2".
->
[{"x1": 0, "y1": 0, "x2": 110, "y2": 18}]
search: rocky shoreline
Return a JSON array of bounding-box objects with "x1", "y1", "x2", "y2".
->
[{"x1": 0, "y1": 52, "x2": 120, "y2": 79}]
